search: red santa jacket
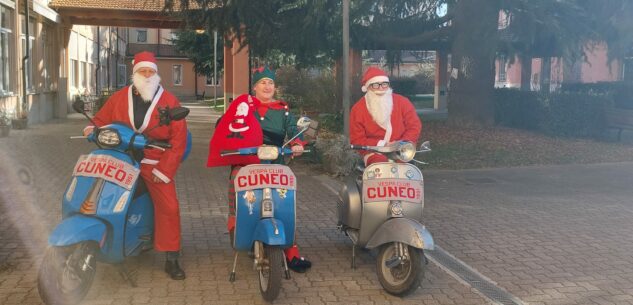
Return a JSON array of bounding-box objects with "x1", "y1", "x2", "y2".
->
[
  {"x1": 350, "y1": 93, "x2": 422, "y2": 157},
  {"x1": 87, "y1": 86, "x2": 188, "y2": 183}
]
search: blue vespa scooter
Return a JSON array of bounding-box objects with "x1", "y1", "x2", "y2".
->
[
  {"x1": 37, "y1": 99, "x2": 190, "y2": 305},
  {"x1": 220, "y1": 117, "x2": 311, "y2": 302}
]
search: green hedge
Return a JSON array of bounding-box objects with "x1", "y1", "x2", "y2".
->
[
  {"x1": 540, "y1": 92, "x2": 608, "y2": 138},
  {"x1": 494, "y1": 88, "x2": 609, "y2": 138},
  {"x1": 494, "y1": 89, "x2": 542, "y2": 130},
  {"x1": 560, "y1": 81, "x2": 633, "y2": 109}
]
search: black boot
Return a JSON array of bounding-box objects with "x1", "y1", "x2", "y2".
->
[
  {"x1": 165, "y1": 252, "x2": 186, "y2": 280},
  {"x1": 287, "y1": 256, "x2": 312, "y2": 273}
]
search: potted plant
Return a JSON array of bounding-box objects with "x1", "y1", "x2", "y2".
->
[
  {"x1": 0, "y1": 109, "x2": 11, "y2": 137},
  {"x1": 12, "y1": 110, "x2": 28, "y2": 130}
]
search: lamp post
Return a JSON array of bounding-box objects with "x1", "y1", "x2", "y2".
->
[
  {"x1": 342, "y1": 0, "x2": 350, "y2": 140},
  {"x1": 213, "y1": 30, "x2": 218, "y2": 109}
]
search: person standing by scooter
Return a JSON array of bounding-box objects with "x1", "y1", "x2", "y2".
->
[
  {"x1": 82, "y1": 51, "x2": 188, "y2": 280},
  {"x1": 350, "y1": 67, "x2": 422, "y2": 165},
  {"x1": 208, "y1": 66, "x2": 312, "y2": 273}
]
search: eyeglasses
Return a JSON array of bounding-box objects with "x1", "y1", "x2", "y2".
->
[{"x1": 368, "y1": 82, "x2": 390, "y2": 90}]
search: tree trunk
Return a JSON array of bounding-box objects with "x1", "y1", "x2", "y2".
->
[
  {"x1": 520, "y1": 54, "x2": 532, "y2": 91},
  {"x1": 540, "y1": 57, "x2": 551, "y2": 93},
  {"x1": 447, "y1": 0, "x2": 500, "y2": 126}
]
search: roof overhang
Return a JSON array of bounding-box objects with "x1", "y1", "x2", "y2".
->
[
  {"x1": 49, "y1": 0, "x2": 184, "y2": 28},
  {"x1": 56, "y1": 7, "x2": 182, "y2": 28}
]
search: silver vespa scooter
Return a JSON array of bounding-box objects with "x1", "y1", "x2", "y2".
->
[{"x1": 337, "y1": 141, "x2": 434, "y2": 296}]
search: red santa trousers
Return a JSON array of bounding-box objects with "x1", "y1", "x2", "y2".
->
[{"x1": 140, "y1": 163, "x2": 181, "y2": 252}]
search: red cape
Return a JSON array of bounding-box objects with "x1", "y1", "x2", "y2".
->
[{"x1": 207, "y1": 94, "x2": 263, "y2": 167}]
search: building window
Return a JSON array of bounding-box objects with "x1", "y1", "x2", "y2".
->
[
  {"x1": 136, "y1": 29, "x2": 147, "y2": 43},
  {"x1": 0, "y1": 5, "x2": 12, "y2": 94},
  {"x1": 70, "y1": 59, "x2": 78, "y2": 89},
  {"x1": 173, "y1": 64, "x2": 182, "y2": 85},
  {"x1": 20, "y1": 16, "x2": 34, "y2": 92},
  {"x1": 498, "y1": 55, "x2": 507, "y2": 82},
  {"x1": 117, "y1": 64, "x2": 126, "y2": 87}
]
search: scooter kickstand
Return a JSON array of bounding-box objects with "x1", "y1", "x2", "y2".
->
[
  {"x1": 282, "y1": 253, "x2": 291, "y2": 280},
  {"x1": 351, "y1": 245, "x2": 357, "y2": 269},
  {"x1": 118, "y1": 264, "x2": 138, "y2": 287},
  {"x1": 229, "y1": 252, "x2": 239, "y2": 282}
]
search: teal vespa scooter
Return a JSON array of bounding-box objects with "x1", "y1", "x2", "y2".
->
[{"x1": 37, "y1": 99, "x2": 191, "y2": 305}]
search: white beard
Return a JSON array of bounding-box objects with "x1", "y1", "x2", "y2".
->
[
  {"x1": 364, "y1": 88, "x2": 393, "y2": 130},
  {"x1": 132, "y1": 73, "x2": 161, "y2": 102}
]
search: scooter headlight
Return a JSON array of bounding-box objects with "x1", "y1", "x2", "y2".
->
[
  {"x1": 257, "y1": 145, "x2": 279, "y2": 160},
  {"x1": 397, "y1": 142, "x2": 416, "y2": 162},
  {"x1": 389, "y1": 201, "x2": 403, "y2": 217},
  {"x1": 97, "y1": 128, "x2": 121, "y2": 147}
]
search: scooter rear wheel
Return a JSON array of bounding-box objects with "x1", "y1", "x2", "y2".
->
[
  {"x1": 258, "y1": 245, "x2": 283, "y2": 302},
  {"x1": 37, "y1": 242, "x2": 97, "y2": 305},
  {"x1": 376, "y1": 242, "x2": 425, "y2": 296}
]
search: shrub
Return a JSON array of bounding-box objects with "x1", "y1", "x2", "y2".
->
[
  {"x1": 560, "y1": 81, "x2": 633, "y2": 109},
  {"x1": 494, "y1": 88, "x2": 542, "y2": 130},
  {"x1": 540, "y1": 92, "x2": 608, "y2": 138},
  {"x1": 275, "y1": 67, "x2": 339, "y2": 114},
  {"x1": 389, "y1": 77, "x2": 417, "y2": 96},
  {"x1": 314, "y1": 132, "x2": 361, "y2": 177}
]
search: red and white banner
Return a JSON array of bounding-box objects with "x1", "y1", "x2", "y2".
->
[
  {"x1": 234, "y1": 164, "x2": 296, "y2": 192},
  {"x1": 362, "y1": 178, "x2": 423, "y2": 203},
  {"x1": 73, "y1": 154, "x2": 140, "y2": 190}
]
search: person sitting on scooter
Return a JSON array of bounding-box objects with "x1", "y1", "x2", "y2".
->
[
  {"x1": 350, "y1": 67, "x2": 422, "y2": 166},
  {"x1": 83, "y1": 51, "x2": 188, "y2": 280},
  {"x1": 225, "y1": 66, "x2": 312, "y2": 273}
]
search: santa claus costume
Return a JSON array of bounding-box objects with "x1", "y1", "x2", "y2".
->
[
  {"x1": 350, "y1": 67, "x2": 422, "y2": 165},
  {"x1": 85, "y1": 51, "x2": 188, "y2": 279},
  {"x1": 207, "y1": 66, "x2": 311, "y2": 273}
]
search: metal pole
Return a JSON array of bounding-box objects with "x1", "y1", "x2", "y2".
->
[
  {"x1": 22, "y1": 0, "x2": 30, "y2": 118},
  {"x1": 342, "y1": 0, "x2": 350, "y2": 140},
  {"x1": 213, "y1": 30, "x2": 218, "y2": 108}
]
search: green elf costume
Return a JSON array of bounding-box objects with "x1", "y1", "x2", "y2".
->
[{"x1": 227, "y1": 66, "x2": 311, "y2": 273}]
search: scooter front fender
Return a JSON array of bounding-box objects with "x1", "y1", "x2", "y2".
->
[
  {"x1": 252, "y1": 218, "x2": 288, "y2": 247},
  {"x1": 48, "y1": 214, "x2": 107, "y2": 248},
  {"x1": 365, "y1": 218, "x2": 434, "y2": 250}
]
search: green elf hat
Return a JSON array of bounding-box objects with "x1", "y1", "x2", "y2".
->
[{"x1": 252, "y1": 66, "x2": 275, "y2": 85}]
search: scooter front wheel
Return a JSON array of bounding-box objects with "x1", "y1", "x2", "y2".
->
[
  {"x1": 376, "y1": 242, "x2": 425, "y2": 296},
  {"x1": 258, "y1": 245, "x2": 283, "y2": 302},
  {"x1": 38, "y1": 242, "x2": 97, "y2": 305}
]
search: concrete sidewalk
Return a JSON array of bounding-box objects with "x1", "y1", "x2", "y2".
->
[{"x1": 1, "y1": 101, "x2": 633, "y2": 304}]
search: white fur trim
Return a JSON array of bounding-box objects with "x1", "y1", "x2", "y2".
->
[
  {"x1": 152, "y1": 168, "x2": 171, "y2": 183},
  {"x1": 133, "y1": 61, "x2": 158, "y2": 74},
  {"x1": 364, "y1": 153, "x2": 376, "y2": 165},
  {"x1": 361, "y1": 75, "x2": 390, "y2": 92},
  {"x1": 377, "y1": 140, "x2": 387, "y2": 147},
  {"x1": 127, "y1": 86, "x2": 164, "y2": 133},
  {"x1": 141, "y1": 158, "x2": 159, "y2": 165}
]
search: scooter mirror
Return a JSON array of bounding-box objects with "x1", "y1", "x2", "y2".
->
[
  {"x1": 296, "y1": 116, "x2": 311, "y2": 129},
  {"x1": 72, "y1": 99, "x2": 85, "y2": 114},
  {"x1": 420, "y1": 141, "x2": 431, "y2": 151},
  {"x1": 169, "y1": 107, "x2": 190, "y2": 121}
]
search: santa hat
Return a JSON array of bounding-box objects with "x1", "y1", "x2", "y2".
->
[
  {"x1": 252, "y1": 66, "x2": 275, "y2": 85},
  {"x1": 361, "y1": 67, "x2": 389, "y2": 92},
  {"x1": 132, "y1": 51, "x2": 158, "y2": 74}
]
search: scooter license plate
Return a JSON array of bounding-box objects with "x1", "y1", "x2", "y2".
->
[
  {"x1": 72, "y1": 154, "x2": 140, "y2": 190},
  {"x1": 362, "y1": 178, "x2": 423, "y2": 203}
]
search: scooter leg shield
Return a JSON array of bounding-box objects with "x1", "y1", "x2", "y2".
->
[
  {"x1": 48, "y1": 214, "x2": 107, "y2": 248},
  {"x1": 365, "y1": 218, "x2": 434, "y2": 250},
  {"x1": 252, "y1": 219, "x2": 288, "y2": 247}
]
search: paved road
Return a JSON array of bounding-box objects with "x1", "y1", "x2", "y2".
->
[{"x1": 1, "y1": 101, "x2": 633, "y2": 305}]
